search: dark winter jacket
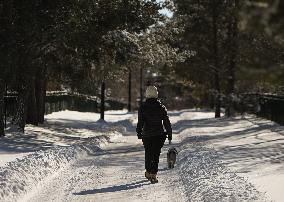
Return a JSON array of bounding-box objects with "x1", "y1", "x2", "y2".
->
[{"x1": 136, "y1": 98, "x2": 172, "y2": 140}]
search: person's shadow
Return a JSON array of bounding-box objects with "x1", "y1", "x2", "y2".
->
[{"x1": 73, "y1": 180, "x2": 150, "y2": 195}]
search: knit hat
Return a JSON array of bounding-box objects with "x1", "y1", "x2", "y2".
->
[{"x1": 145, "y1": 86, "x2": 158, "y2": 99}]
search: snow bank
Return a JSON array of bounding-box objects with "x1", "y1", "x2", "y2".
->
[
  {"x1": 0, "y1": 145, "x2": 86, "y2": 202},
  {"x1": 0, "y1": 153, "x2": 31, "y2": 168},
  {"x1": 0, "y1": 110, "x2": 132, "y2": 201},
  {"x1": 174, "y1": 113, "x2": 283, "y2": 202},
  {"x1": 0, "y1": 132, "x2": 122, "y2": 202},
  {"x1": 176, "y1": 139, "x2": 268, "y2": 202}
]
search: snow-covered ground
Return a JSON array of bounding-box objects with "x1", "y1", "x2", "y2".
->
[{"x1": 0, "y1": 109, "x2": 283, "y2": 201}]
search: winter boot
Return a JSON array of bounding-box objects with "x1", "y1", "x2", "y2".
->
[
  {"x1": 145, "y1": 171, "x2": 151, "y2": 180},
  {"x1": 149, "y1": 173, "x2": 158, "y2": 184}
]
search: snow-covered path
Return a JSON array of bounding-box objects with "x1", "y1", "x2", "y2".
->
[
  {"x1": 1, "y1": 110, "x2": 283, "y2": 202},
  {"x1": 24, "y1": 136, "x2": 186, "y2": 202}
]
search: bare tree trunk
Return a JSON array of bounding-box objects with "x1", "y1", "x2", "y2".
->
[
  {"x1": 209, "y1": 91, "x2": 215, "y2": 109},
  {"x1": 26, "y1": 77, "x2": 38, "y2": 125},
  {"x1": 128, "y1": 68, "x2": 132, "y2": 112},
  {"x1": 0, "y1": 78, "x2": 5, "y2": 136},
  {"x1": 36, "y1": 66, "x2": 47, "y2": 123},
  {"x1": 225, "y1": 0, "x2": 238, "y2": 117},
  {"x1": 100, "y1": 81, "x2": 105, "y2": 120},
  {"x1": 212, "y1": 0, "x2": 221, "y2": 118},
  {"x1": 140, "y1": 67, "x2": 143, "y2": 106},
  {"x1": 214, "y1": 71, "x2": 221, "y2": 118},
  {"x1": 26, "y1": 64, "x2": 47, "y2": 125},
  {"x1": 14, "y1": 84, "x2": 29, "y2": 132}
]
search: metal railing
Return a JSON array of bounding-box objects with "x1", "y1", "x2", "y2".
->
[
  {"x1": 4, "y1": 92, "x2": 127, "y2": 126},
  {"x1": 238, "y1": 93, "x2": 284, "y2": 125}
]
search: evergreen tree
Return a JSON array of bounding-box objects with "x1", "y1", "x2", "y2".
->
[
  {"x1": 173, "y1": 0, "x2": 232, "y2": 117},
  {"x1": 0, "y1": 0, "x2": 162, "y2": 130}
]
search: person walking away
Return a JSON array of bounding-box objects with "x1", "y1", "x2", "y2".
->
[{"x1": 136, "y1": 86, "x2": 172, "y2": 183}]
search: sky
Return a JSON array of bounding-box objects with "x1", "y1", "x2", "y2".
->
[{"x1": 157, "y1": 0, "x2": 174, "y2": 18}]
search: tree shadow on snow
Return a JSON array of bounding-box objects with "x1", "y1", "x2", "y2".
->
[
  {"x1": 0, "y1": 117, "x2": 137, "y2": 153},
  {"x1": 172, "y1": 117, "x2": 237, "y2": 134},
  {"x1": 109, "y1": 120, "x2": 137, "y2": 134},
  {"x1": 73, "y1": 180, "x2": 150, "y2": 195},
  {"x1": 92, "y1": 147, "x2": 145, "y2": 157},
  {"x1": 0, "y1": 123, "x2": 96, "y2": 153},
  {"x1": 176, "y1": 116, "x2": 284, "y2": 173},
  {"x1": 0, "y1": 132, "x2": 55, "y2": 153}
]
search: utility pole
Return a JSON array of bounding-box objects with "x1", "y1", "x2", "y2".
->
[
  {"x1": 128, "y1": 68, "x2": 132, "y2": 112},
  {"x1": 0, "y1": 79, "x2": 5, "y2": 136},
  {"x1": 140, "y1": 67, "x2": 143, "y2": 106},
  {"x1": 100, "y1": 81, "x2": 105, "y2": 120},
  {"x1": 212, "y1": 0, "x2": 221, "y2": 118},
  {"x1": 4, "y1": 83, "x2": 7, "y2": 128},
  {"x1": 225, "y1": 0, "x2": 239, "y2": 117}
]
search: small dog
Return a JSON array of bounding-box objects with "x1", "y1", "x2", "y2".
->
[{"x1": 167, "y1": 147, "x2": 178, "y2": 169}]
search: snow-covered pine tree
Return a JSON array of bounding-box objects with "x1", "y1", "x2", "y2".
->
[{"x1": 173, "y1": 0, "x2": 232, "y2": 117}]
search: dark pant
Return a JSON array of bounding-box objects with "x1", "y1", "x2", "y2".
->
[{"x1": 142, "y1": 136, "x2": 166, "y2": 174}]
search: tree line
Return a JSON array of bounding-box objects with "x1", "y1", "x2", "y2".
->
[
  {"x1": 0, "y1": 0, "x2": 160, "y2": 136},
  {"x1": 1, "y1": 0, "x2": 284, "y2": 136},
  {"x1": 0, "y1": 0, "x2": 189, "y2": 136},
  {"x1": 162, "y1": 0, "x2": 284, "y2": 117}
]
